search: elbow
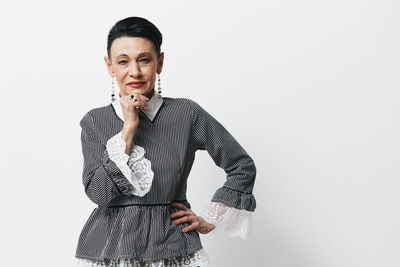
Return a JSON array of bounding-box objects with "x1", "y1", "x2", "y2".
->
[
  {"x1": 250, "y1": 157, "x2": 256, "y2": 179},
  {"x1": 83, "y1": 179, "x2": 111, "y2": 207},
  {"x1": 243, "y1": 157, "x2": 257, "y2": 191},
  {"x1": 82, "y1": 171, "x2": 118, "y2": 208}
]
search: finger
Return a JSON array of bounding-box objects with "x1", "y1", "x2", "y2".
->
[
  {"x1": 130, "y1": 93, "x2": 149, "y2": 103},
  {"x1": 170, "y1": 210, "x2": 192, "y2": 219},
  {"x1": 173, "y1": 215, "x2": 196, "y2": 225},
  {"x1": 137, "y1": 94, "x2": 149, "y2": 102},
  {"x1": 136, "y1": 96, "x2": 148, "y2": 108},
  {"x1": 133, "y1": 93, "x2": 149, "y2": 101},
  {"x1": 136, "y1": 101, "x2": 148, "y2": 111},
  {"x1": 130, "y1": 98, "x2": 148, "y2": 111},
  {"x1": 141, "y1": 99, "x2": 149, "y2": 109},
  {"x1": 182, "y1": 221, "x2": 200, "y2": 233},
  {"x1": 170, "y1": 202, "x2": 189, "y2": 211},
  {"x1": 133, "y1": 98, "x2": 148, "y2": 108},
  {"x1": 127, "y1": 94, "x2": 148, "y2": 105},
  {"x1": 120, "y1": 96, "x2": 142, "y2": 110}
]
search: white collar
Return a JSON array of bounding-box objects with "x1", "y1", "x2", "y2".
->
[{"x1": 111, "y1": 90, "x2": 164, "y2": 122}]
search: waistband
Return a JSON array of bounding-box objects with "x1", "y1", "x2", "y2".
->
[{"x1": 107, "y1": 199, "x2": 189, "y2": 209}]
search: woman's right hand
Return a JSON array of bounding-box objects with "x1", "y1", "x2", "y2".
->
[
  {"x1": 120, "y1": 93, "x2": 149, "y2": 128},
  {"x1": 120, "y1": 93, "x2": 149, "y2": 155}
]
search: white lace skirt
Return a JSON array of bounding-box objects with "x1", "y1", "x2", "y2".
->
[{"x1": 72, "y1": 248, "x2": 210, "y2": 267}]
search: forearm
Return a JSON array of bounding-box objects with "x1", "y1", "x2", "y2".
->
[
  {"x1": 83, "y1": 149, "x2": 136, "y2": 207},
  {"x1": 121, "y1": 123, "x2": 136, "y2": 155}
]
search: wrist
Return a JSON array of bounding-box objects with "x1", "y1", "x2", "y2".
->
[{"x1": 123, "y1": 123, "x2": 137, "y2": 131}]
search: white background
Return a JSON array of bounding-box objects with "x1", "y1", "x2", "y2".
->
[{"x1": 0, "y1": 1, "x2": 399, "y2": 266}]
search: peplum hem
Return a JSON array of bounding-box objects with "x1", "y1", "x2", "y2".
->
[
  {"x1": 211, "y1": 186, "x2": 256, "y2": 211},
  {"x1": 75, "y1": 201, "x2": 204, "y2": 263}
]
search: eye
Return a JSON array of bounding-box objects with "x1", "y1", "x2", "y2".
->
[
  {"x1": 140, "y1": 58, "x2": 151, "y2": 63},
  {"x1": 118, "y1": 60, "x2": 128, "y2": 64}
]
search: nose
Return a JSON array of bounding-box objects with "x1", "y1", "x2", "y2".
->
[{"x1": 129, "y1": 62, "x2": 142, "y2": 78}]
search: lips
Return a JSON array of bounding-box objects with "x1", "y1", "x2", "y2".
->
[{"x1": 127, "y1": 81, "x2": 146, "y2": 88}]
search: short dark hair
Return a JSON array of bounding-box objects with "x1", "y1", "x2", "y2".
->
[{"x1": 107, "y1": 16, "x2": 163, "y2": 60}]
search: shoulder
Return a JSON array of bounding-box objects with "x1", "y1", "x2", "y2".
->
[
  {"x1": 163, "y1": 97, "x2": 210, "y2": 124},
  {"x1": 163, "y1": 96, "x2": 204, "y2": 114},
  {"x1": 80, "y1": 104, "x2": 113, "y2": 127}
]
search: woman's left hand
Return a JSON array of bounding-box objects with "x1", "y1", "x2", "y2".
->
[{"x1": 170, "y1": 202, "x2": 216, "y2": 234}]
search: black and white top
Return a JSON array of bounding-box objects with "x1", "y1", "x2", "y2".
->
[{"x1": 72, "y1": 90, "x2": 257, "y2": 267}]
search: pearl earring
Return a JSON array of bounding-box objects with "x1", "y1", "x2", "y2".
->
[
  {"x1": 111, "y1": 77, "x2": 116, "y2": 102},
  {"x1": 157, "y1": 74, "x2": 162, "y2": 98}
]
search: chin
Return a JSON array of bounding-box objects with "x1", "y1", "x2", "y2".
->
[
  {"x1": 124, "y1": 87, "x2": 154, "y2": 98},
  {"x1": 126, "y1": 87, "x2": 145, "y2": 94}
]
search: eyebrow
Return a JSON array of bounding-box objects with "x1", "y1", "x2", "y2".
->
[{"x1": 116, "y1": 52, "x2": 152, "y2": 59}]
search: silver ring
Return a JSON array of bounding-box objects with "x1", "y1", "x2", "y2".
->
[{"x1": 130, "y1": 95, "x2": 136, "y2": 101}]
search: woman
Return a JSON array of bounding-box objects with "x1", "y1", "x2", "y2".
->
[{"x1": 72, "y1": 16, "x2": 257, "y2": 267}]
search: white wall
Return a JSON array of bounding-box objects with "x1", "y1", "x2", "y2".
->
[{"x1": 0, "y1": 0, "x2": 399, "y2": 266}]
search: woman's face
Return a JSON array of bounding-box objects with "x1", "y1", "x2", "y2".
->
[{"x1": 104, "y1": 36, "x2": 164, "y2": 99}]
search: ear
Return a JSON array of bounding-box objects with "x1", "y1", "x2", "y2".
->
[
  {"x1": 104, "y1": 56, "x2": 113, "y2": 77},
  {"x1": 156, "y1": 52, "x2": 164, "y2": 75}
]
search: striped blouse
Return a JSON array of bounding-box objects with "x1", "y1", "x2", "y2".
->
[{"x1": 72, "y1": 91, "x2": 257, "y2": 266}]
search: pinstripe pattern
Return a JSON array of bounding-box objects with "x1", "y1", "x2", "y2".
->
[{"x1": 75, "y1": 96, "x2": 256, "y2": 262}]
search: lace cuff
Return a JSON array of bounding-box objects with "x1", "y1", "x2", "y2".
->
[
  {"x1": 211, "y1": 186, "x2": 256, "y2": 211},
  {"x1": 202, "y1": 201, "x2": 253, "y2": 239},
  {"x1": 106, "y1": 131, "x2": 154, "y2": 197}
]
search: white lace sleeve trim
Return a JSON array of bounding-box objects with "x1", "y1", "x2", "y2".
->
[
  {"x1": 72, "y1": 248, "x2": 211, "y2": 267},
  {"x1": 202, "y1": 201, "x2": 253, "y2": 239},
  {"x1": 106, "y1": 131, "x2": 154, "y2": 197}
]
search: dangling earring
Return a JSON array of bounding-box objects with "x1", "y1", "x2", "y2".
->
[
  {"x1": 157, "y1": 74, "x2": 162, "y2": 98},
  {"x1": 111, "y1": 77, "x2": 116, "y2": 102}
]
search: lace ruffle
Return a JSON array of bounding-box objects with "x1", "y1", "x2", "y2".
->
[
  {"x1": 72, "y1": 248, "x2": 210, "y2": 267},
  {"x1": 106, "y1": 131, "x2": 154, "y2": 197},
  {"x1": 202, "y1": 201, "x2": 253, "y2": 239},
  {"x1": 211, "y1": 186, "x2": 256, "y2": 211}
]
